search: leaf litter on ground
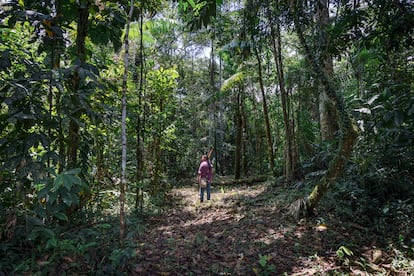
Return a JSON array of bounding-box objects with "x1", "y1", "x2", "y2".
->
[{"x1": 132, "y1": 180, "x2": 414, "y2": 275}]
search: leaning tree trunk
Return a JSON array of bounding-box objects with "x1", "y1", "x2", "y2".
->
[{"x1": 289, "y1": 0, "x2": 358, "y2": 219}]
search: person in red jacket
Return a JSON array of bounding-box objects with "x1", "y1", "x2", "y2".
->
[{"x1": 197, "y1": 154, "x2": 213, "y2": 202}]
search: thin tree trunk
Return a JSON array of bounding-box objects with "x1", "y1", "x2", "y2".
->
[
  {"x1": 120, "y1": 0, "x2": 134, "y2": 247},
  {"x1": 135, "y1": 8, "x2": 144, "y2": 213},
  {"x1": 47, "y1": 0, "x2": 62, "y2": 171},
  {"x1": 241, "y1": 96, "x2": 248, "y2": 177},
  {"x1": 270, "y1": 19, "x2": 295, "y2": 184},
  {"x1": 54, "y1": 31, "x2": 66, "y2": 172},
  {"x1": 289, "y1": 0, "x2": 358, "y2": 218},
  {"x1": 209, "y1": 36, "x2": 216, "y2": 158},
  {"x1": 252, "y1": 43, "x2": 276, "y2": 177},
  {"x1": 152, "y1": 97, "x2": 164, "y2": 197},
  {"x1": 67, "y1": 1, "x2": 89, "y2": 169},
  {"x1": 234, "y1": 90, "x2": 242, "y2": 180},
  {"x1": 54, "y1": 0, "x2": 65, "y2": 172}
]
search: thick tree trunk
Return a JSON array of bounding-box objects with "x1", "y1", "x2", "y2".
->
[
  {"x1": 307, "y1": 127, "x2": 357, "y2": 206},
  {"x1": 289, "y1": 0, "x2": 358, "y2": 219},
  {"x1": 316, "y1": 0, "x2": 339, "y2": 141}
]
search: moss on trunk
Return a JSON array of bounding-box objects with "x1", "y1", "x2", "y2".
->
[
  {"x1": 288, "y1": 0, "x2": 359, "y2": 219},
  {"x1": 307, "y1": 125, "x2": 358, "y2": 209}
]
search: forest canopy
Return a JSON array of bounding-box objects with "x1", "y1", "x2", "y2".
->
[{"x1": 1, "y1": 0, "x2": 413, "y2": 274}]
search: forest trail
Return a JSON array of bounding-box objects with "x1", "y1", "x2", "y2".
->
[{"x1": 132, "y1": 181, "x2": 342, "y2": 275}]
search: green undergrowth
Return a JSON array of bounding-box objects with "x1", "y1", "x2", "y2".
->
[
  {"x1": 0, "y1": 188, "x2": 151, "y2": 275},
  {"x1": 282, "y1": 175, "x2": 414, "y2": 275},
  {"x1": 0, "y1": 211, "x2": 147, "y2": 274},
  {"x1": 1, "y1": 175, "x2": 413, "y2": 275},
  {"x1": 217, "y1": 175, "x2": 414, "y2": 274}
]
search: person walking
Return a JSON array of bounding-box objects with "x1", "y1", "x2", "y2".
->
[{"x1": 197, "y1": 154, "x2": 213, "y2": 202}]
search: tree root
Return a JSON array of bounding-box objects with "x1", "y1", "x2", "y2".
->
[{"x1": 288, "y1": 197, "x2": 311, "y2": 220}]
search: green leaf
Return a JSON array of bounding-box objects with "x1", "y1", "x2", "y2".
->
[
  {"x1": 258, "y1": 254, "x2": 268, "y2": 268},
  {"x1": 54, "y1": 173, "x2": 64, "y2": 189},
  {"x1": 37, "y1": 185, "x2": 50, "y2": 198},
  {"x1": 29, "y1": 227, "x2": 55, "y2": 241},
  {"x1": 46, "y1": 237, "x2": 58, "y2": 249},
  {"x1": 63, "y1": 174, "x2": 81, "y2": 190},
  {"x1": 188, "y1": 0, "x2": 196, "y2": 9},
  {"x1": 33, "y1": 205, "x2": 47, "y2": 219},
  {"x1": 394, "y1": 110, "x2": 404, "y2": 126},
  {"x1": 336, "y1": 245, "x2": 353, "y2": 259},
  {"x1": 47, "y1": 191, "x2": 58, "y2": 204},
  {"x1": 60, "y1": 189, "x2": 73, "y2": 206},
  {"x1": 64, "y1": 168, "x2": 81, "y2": 175},
  {"x1": 178, "y1": 1, "x2": 188, "y2": 12},
  {"x1": 53, "y1": 212, "x2": 68, "y2": 222}
]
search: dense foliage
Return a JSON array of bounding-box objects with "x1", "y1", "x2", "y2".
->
[{"x1": 0, "y1": 0, "x2": 413, "y2": 274}]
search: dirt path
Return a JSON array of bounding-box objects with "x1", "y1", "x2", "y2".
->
[
  {"x1": 130, "y1": 181, "x2": 414, "y2": 275},
  {"x1": 132, "y1": 183, "x2": 341, "y2": 275}
]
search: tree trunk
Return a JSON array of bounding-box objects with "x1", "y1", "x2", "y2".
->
[
  {"x1": 270, "y1": 19, "x2": 296, "y2": 184},
  {"x1": 216, "y1": 34, "x2": 223, "y2": 175},
  {"x1": 234, "y1": 90, "x2": 243, "y2": 180},
  {"x1": 316, "y1": 0, "x2": 339, "y2": 141},
  {"x1": 252, "y1": 43, "x2": 276, "y2": 177},
  {"x1": 135, "y1": 8, "x2": 145, "y2": 213},
  {"x1": 289, "y1": 0, "x2": 358, "y2": 219},
  {"x1": 67, "y1": 1, "x2": 89, "y2": 169},
  {"x1": 54, "y1": 0, "x2": 65, "y2": 172},
  {"x1": 120, "y1": 0, "x2": 134, "y2": 247},
  {"x1": 241, "y1": 96, "x2": 248, "y2": 177},
  {"x1": 47, "y1": 0, "x2": 62, "y2": 171}
]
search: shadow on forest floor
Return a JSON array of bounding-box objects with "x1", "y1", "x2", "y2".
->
[{"x1": 131, "y1": 179, "x2": 414, "y2": 275}]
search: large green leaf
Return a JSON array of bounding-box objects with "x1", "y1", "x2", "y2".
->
[
  {"x1": 63, "y1": 174, "x2": 82, "y2": 190},
  {"x1": 52, "y1": 212, "x2": 68, "y2": 222}
]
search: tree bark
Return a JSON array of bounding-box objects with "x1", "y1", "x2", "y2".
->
[
  {"x1": 316, "y1": 0, "x2": 339, "y2": 141},
  {"x1": 289, "y1": 0, "x2": 358, "y2": 218},
  {"x1": 234, "y1": 90, "x2": 243, "y2": 180},
  {"x1": 252, "y1": 43, "x2": 276, "y2": 177},
  {"x1": 47, "y1": 0, "x2": 62, "y2": 171},
  {"x1": 67, "y1": 1, "x2": 89, "y2": 169},
  {"x1": 120, "y1": 0, "x2": 135, "y2": 247},
  {"x1": 241, "y1": 95, "x2": 248, "y2": 177},
  {"x1": 270, "y1": 19, "x2": 296, "y2": 184},
  {"x1": 135, "y1": 7, "x2": 145, "y2": 213}
]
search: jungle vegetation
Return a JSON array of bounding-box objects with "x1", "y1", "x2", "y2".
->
[{"x1": 1, "y1": 0, "x2": 413, "y2": 274}]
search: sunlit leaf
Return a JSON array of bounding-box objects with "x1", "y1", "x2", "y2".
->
[
  {"x1": 367, "y1": 94, "x2": 380, "y2": 105},
  {"x1": 354, "y1": 107, "x2": 371, "y2": 114}
]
